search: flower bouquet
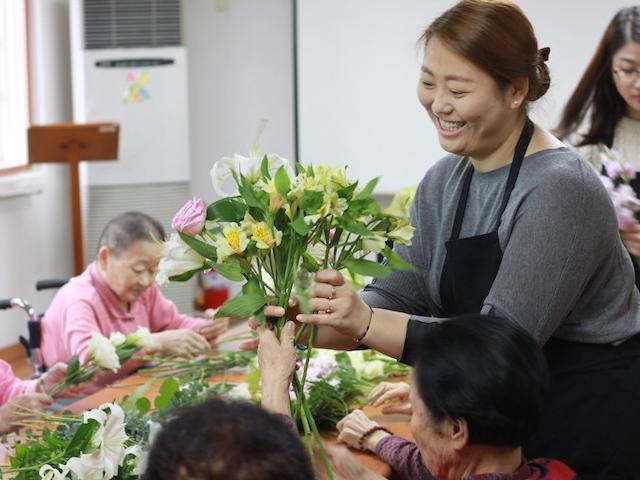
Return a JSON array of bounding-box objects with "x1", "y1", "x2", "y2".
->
[
  {"x1": 157, "y1": 150, "x2": 415, "y2": 477},
  {"x1": 598, "y1": 146, "x2": 640, "y2": 230},
  {"x1": 49, "y1": 328, "x2": 152, "y2": 397}
]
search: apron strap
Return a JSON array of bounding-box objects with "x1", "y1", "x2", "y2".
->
[{"x1": 449, "y1": 118, "x2": 534, "y2": 241}]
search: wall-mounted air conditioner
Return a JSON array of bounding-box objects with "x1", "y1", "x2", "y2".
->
[{"x1": 69, "y1": 0, "x2": 195, "y2": 312}]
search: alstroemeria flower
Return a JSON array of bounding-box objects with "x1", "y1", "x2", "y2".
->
[
  {"x1": 156, "y1": 233, "x2": 206, "y2": 286},
  {"x1": 88, "y1": 335, "x2": 121, "y2": 372},
  {"x1": 250, "y1": 221, "x2": 283, "y2": 250},
  {"x1": 383, "y1": 186, "x2": 416, "y2": 219},
  {"x1": 215, "y1": 223, "x2": 250, "y2": 262},
  {"x1": 210, "y1": 154, "x2": 293, "y2": 197},
  {"x1": 362, "y1": 233, "x2": 387, "y2": 255},
  {"x1": 388, "y1": 223, "x2": 415, "y2": 246}
]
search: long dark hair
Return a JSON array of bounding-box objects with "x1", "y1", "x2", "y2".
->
[{"x1": 555, "y1": 7, "x2": 640, "y2": 145}]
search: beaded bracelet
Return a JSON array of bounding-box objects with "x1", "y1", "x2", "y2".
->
[
  {"x1": 353, "y1": 305, "x2": 374, "y2": 343},
  {"x1": 358, "y1": 425, "x2": 393, "y2": 451}
]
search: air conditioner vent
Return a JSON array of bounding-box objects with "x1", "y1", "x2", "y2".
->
[{"x1": 83, "y1": 0, "x2": 182, "y2": 50}]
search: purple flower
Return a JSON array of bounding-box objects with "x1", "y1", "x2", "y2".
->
[
  {"x1": 603, "y1": 158, "x2": 623, "y2": 179},
  {"x1": 172, "y1": 198, "x2": 207, "y2": 235},
  {"x1": 617, "y1": 207, "x2": 638, "y2": 230}
]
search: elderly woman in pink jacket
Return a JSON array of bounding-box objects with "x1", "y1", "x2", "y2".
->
[
  {"x1": 0, "y1": 359, "x2": 84, "y2": 433},
  {"x1": 39, "y1": 211, "x2": 228, "y2": 386}
]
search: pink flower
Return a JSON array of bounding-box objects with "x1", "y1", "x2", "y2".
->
[
  {"x1": 172, "y1": 198, "x2": 207, "y2": 235},
  {"x1": 603, "y1": 158, "x2": 623, "y2": 179},
  {"x1": 623, "y1": 163, "x2": 637, "y2": 180}
]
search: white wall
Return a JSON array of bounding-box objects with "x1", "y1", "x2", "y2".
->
[
  {"x1": 184, "y1": 0, "x2": 295, "y2": 204},
  {"x1": 0, "y1": 0, "x2": 74, "y2": 348},
  {"x1": 296, "y1": 0, "x2": 633, "y2": 193}
]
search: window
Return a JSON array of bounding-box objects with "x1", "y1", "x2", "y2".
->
[{"x1": 0, "y1": 1, "x2": 29, "y2": 170}]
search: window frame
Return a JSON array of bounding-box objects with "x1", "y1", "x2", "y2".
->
[{"x1": 0, "y1": 0, "x2": 31, "y2": 175}]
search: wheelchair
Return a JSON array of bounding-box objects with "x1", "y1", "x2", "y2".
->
[{"x1": 0, "y1": 278, "x2": 69, "y2": 377}]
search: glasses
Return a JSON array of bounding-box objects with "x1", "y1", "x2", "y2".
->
[{"x1": 613, "y1": 67, "x2": 640, "y2": 84}]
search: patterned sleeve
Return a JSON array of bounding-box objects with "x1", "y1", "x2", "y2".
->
[{"x1": 375, "y1": 435, "x2": 433, "y2": 480}]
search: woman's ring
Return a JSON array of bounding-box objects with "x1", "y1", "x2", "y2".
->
[
  {"x1": 330, "y1": 286, "x2": 337, "y2": 299},
  {"x1": 326, "y1": 298, "x2": 333, "y2": 314}
]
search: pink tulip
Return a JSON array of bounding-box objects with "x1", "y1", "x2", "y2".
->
[{"x1": 172, "y1": 198, "x2": 207, "y2": 235}]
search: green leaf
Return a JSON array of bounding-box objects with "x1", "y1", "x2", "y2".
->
[
  {"x1": 65, "y1": 355, "x2": 80, "y2": 382},
  {"x1": 119, "y1": 378, "x2": 155, "y2": 411},
  {"x1": 206, "y1": 197, "x2": 247, "y2": 222},
  {"x1": 179, "y1": 232, "x2": 217, "y2": 261},
  {"x1": 354, "y1": 177, "x2": 380, "y2": 200},
  {"x1": 295, "y1": 161, "x2": 306, "y2": 176},
  {"x1": 261, "y1": 155, "x2": 271, "y2": 179},
  {"x1": 214, "y1": 293, "x2": 268, "y2": 319},
  {"x1": 242, "y1": 278, "x2": 262, "y2": 295},
  {"x1": 135, "y1": 397, "x2": 151, "y2": 414},
  {"x1": 343, "y1": 258, "x2": 391, "y2": 279},
  {"x1": 169, "y1": 268, "x2": 201, "y2": 282},
  {"x1": 302, "y1": 252, "x2": 320, "y2": 273},
  {"x1": 338, "y1": 218, "x2": 371, "y2": 236},
  {"x1": 337, "y1": 181, "x2": 358, "y2": 199},
  {"x1": 155, "y1": 377, "x2": 181, "y2": 410},
  {"x1": 274, "y1": 165, "x2": 291, "y2": 199},
  {"x1": 65, "y1": 420, "x2": 99, "y2": 455},
  {"x1": 238, "y1": 175, "x2": 265, "y2": 209},
  {"x1": 383, "y1": 246, "x2": 416, "y2": 272},
  {"x1": 300, "y1": 190, "x2": 323, "y2": 213},
  {"x1": 246, "y1": 366, "x2": 262, "y2": 398},
  {"x1": 291, "y1": 216, "x2": 310, "y2": 235},
  {"x1": 213, "y1": 258, "x2": 245, "y2": 282}
]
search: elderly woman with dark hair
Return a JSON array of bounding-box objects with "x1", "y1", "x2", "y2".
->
[
  {"x1": 327, "y1": 316, "x2": 577, "y2": 480},
  {"x1": 142, "y1": 321, "x2": 314, "y2": 480}
]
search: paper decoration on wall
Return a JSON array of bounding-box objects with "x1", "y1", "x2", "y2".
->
[{"x1": 123, "y1": 72, "x2": 151, "y2": 103}]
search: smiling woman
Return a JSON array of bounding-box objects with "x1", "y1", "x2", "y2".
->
[{"x1": 0, "y1": 0, "x2": 29, "y2": 171}]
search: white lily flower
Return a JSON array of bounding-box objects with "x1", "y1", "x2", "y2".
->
[
  {"x1": 65, "y1": 454, "x2": 105, "y2": 480},
  {"x1": 88, "y1": 334, "x2": 121, "y2": 372},
  {"x1": 39, "y1": 464, "x2": 70, "y2": 480},
  {"x1": 155, "y1": 232, "x2": 206, "y2": 286},
  {"x1": 210, "y1": 153, "x2": 294, "y2": 197}
]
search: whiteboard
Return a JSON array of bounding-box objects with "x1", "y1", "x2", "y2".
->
[{"x1": 295, "y1": 0, "x2": 632, "y2": 193}]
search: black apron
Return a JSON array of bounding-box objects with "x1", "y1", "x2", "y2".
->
[
  {"x1": 439, "y1": 119, "x2": 533, "y2": 315},
  {"x1": 435, "y1": 119, "x2": 640, "y2": 479}
]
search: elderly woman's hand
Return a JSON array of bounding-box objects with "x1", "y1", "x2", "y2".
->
[
  {"x1": 199, "y1": 311, "x2": 230, "y2": 344},
  {"x1": 367, "y1": 381, "x2": 412, "y2": 415},
  {"x1": 322, "y1": 444, "x2": 387, "y2": 480},
  {"x1": 296, "y1": 270, "x2": 372, "y2": 340},
  {"x1": 0, "y1": 393, "x2": 53, "y2": 434},
  {"x1": 147, "y1": 329, "x2": 211, "y2": 355},
  {"x1": 40, "y1": 363, "x2": 88, "y2": 398},
  {"x1": 337, "y1": 409, "x2": 391, "y2": 452},
  {"x1": 239, "y1": 299, "x2": 300, "y2": 351},
  {"x1": 258, "y1": 321, "x2": 297, "y2": 416}
]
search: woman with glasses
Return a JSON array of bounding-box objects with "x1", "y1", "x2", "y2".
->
[
  {"x1": 556, "y1": 6, "x2": 640, "y2": 286},
  {"x1": 39, "y1": 211, "x2": 228, "y2": 387}
]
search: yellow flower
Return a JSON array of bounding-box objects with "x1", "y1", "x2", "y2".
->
[
  {"x1": 215, "y1": 223, "x2": 250, "y2": 261},
  {"x1": 362, "y1": 233, "x2": 387, "y2": 254},
  {"x1": 251, "y1": 221, "x2": 283, "y2": 249}
]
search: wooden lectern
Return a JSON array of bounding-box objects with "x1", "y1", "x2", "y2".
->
[{"x1": 28, "y1": 123, "x2": 119, "y2": 275}]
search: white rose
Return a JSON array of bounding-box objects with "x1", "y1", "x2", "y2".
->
[
  {"x1": 155, "y1": 232, "x2": 205, "y2": 286},
  {"x1": 109, "y1": 332, "x2": 126, "y2": 347},
  {"x1": 360, "y1": 360, "x2": 386, "y2": 380},
  {"x1": 226, "y1": 382, "x2": 252, "y2": 400},
  {"x1": 88, "y1": 334, "x2": 121, "y2": 372},
  {"x1": 126, "y1": 327, "x2": 153, "y2": 350}
]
